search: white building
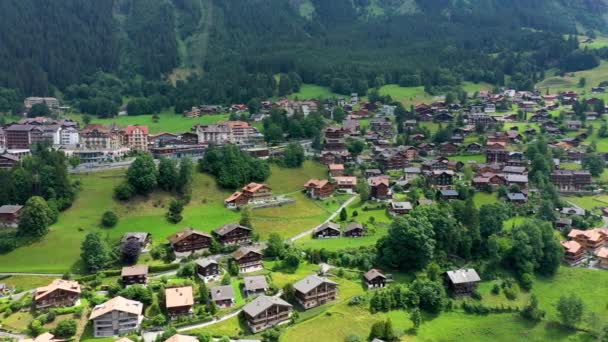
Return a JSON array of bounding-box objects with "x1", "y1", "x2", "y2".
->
[
  {"x1": 60, "y1": 127, "x2": 79, "y2": 146},
  {"x1": 89, "y1": 296, "x2": 143, "y2": 337}
]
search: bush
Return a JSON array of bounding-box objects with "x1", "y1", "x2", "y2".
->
[
  {"x1": 504, "y1": 287, "x2": 518, "y2": 300},
  {"x1": 471, "y1": 290, "x2": 482, "y2": 300},
  {"x1": 114, "y1": 182, "x2": 135, "y2": 201},
  {"x1": 520, "y1": 273, "x2": 533, "y2": 291},
  {"x1": 491, "y1": 284, "x2": 500, "y2": 295},
  {"x1": 101, "y1": 211, "x2": 118, "y2": 228},
  {"x1": 53, "y1": 319, "x2": 77, "y2": 338}
]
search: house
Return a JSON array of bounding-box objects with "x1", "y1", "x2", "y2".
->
[
  {"x1": 465, "y1": 143, "x2": 482, "y2": 154},
  {"x1": 486, "y1": 149, "x2": 509, "y2": 164},
  {"x1": 313, "y1": 222, "x2": 341, "y2": 239},
  {"x1": 506, "y1": 192, "x2": 527, "y2": 204},
  {"x1": 242, "y1": 295, "x2": 293, "y2": 333},
  {"x1": 568, "y1": 229, "x2": 608, "y2": 251},
  {"x1": 402, "y1": 167, "x2": 422, "y2": 183},
  {"x1": 121, "y1": 125, "x2": 149, "y2": 151},
  {"x1": 389, "y1": 201, "x2": 412, "y2": 215},
  {"x1": 333, "y1": 176, "x2": 357, "y2": 193},
  {"x1": 444, "y1": 269, "x2": 481, "y2": 296},
  {"x1": 376, "y1": 150, "x2": 409, "y2": 171},
  {"x1": 320, "y1": 151, "x2": 351, "y2": 165},
  {"x1": 364, "y1": 269, "x2": 387, "y2": 289},
  {"x1": 0, "y1": 153, "x2": 19, "y2": 169},
  {"x1": 89, "y1": 296, "x2": 143, "y2": 337},
  {"x1": 328, "y1": 163, "x2": 345, "y2": 177},
  {"x1": 324, "y1": 138, "x2": 346, "y2": 151},
  {"x1": 425, "y1": 170, "x2": 454, "y2": 187},
  {"x1": 233, "y1": 247, "x2": 264, "y2": 273},
  {"x1": 439, "y1": 142, "x2": 460, "y2": 155},
  {"x1": 369, "y1": 176, "x2": 391, "y2": 200},
  {"x1": 551, "y1": 170, "x2": 592, "y2": 192},
  {"x1": 121, "y1": 265, "x2": 149, "y2": 285},
  {"x1": 194, "y1": 121, "x2": 260, "y2": 145},
  {"x1": 554, "y1": 218, "x2": 572, "y2": 231},
  {"x1": 343, "y1": 222, "x2": 364, "y2": 237},
  {"x1": 243, "y1": 275, "x2": 269, "y2": 297},
  {"x1": 293, "y1": 274, "x2": 338, "y2": 309},
  {"x1": 304, "y1": 179, "x2": 335, "y2": 199},
  {"x1": 0, "y1": 205, "x2": 23, "y2": 227},
  {"x1": 165, "y1": 286, "x2": 194, "y2": 318},
  {"x1": 35, "y1": 279, "x2": 81, "y2": 309},
  {"x1": 561, "y1": 207, "x2": 585, "y2": 216},
  {"x1": 225, "y1": 183, "x2": 273, "y2": 208},
  {"x1": 439, "y1": 189, "x2": 459, "y2": 200},
  {"x1": 596, "y1": 247, "x2": 608, "y2": 268},
  {"x1": 164, "y1": 334, "x2": 199, "y2": 342},
  {"x1": 210, "y1": 285, "x2": 235, "y2": 308},
  {"x1": 196, "y1": 258, "x2": 220, "y2": 281},
  {"x1": 561, "y1": 241, "x2": 585, "y2": 266},
  {"x1": 213, "y1": 223, "x2": 252, "y2": 245},
  {"x1": 168, "y1": 228, "x2": 212, "y2": 253},
  {"x1": 565, "y1": 120, "x2": 582, "y2": 130},
  {"x1": 505, "y1": 174, "x2": 529, "y2": 189},
  {"x1": 4, "y1": 124, "x2": 46, "y2": 149},
  {"x1": 121, "y1": 232, "x2": 152, "y2": 250}
]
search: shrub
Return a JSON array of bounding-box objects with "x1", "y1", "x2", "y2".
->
[
  {"x1": 520, "y1": 273, "x2": 533, "y2": 291},
  {"x1": 101, "y1": 211, "x2": 118, "y2": 228},
  {"x1": 114, "y1": 182, "x2": 135, "y2": 201},
  {"x1": 504, "y1": 287, "x2": 518, "y2": 300},
  {"x1": 491, "y1": 284, "x2": 500, "y2": 295}
]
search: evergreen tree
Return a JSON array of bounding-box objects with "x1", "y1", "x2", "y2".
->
[{"x1": 81, "y1": 233, "x2": 110, "y2": 273}]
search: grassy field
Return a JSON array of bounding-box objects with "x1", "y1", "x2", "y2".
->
[
  {"x1": 450, "y1": 154, "x2": 485, "y2": 163},
  {"x1": 461, "y1": 81, "x2": 493, "y2": 94},
  {"x1": 473, "y1": 192, "x2": 498, "y2": 208},
  {"x1": 288, "y1": 84, "x2": 338, "y2": 100},
  {"x1": 0, "y1": 161, "x2": 329, "y2": 273},
  {"x1": 1, "y1": 275, "x2": 57, "y2": 291},
  {"x1": 565, "y1": 195, "x2": 608, "y2": 211},
  {"x1": 537, "y1": 60, "x2": 608, "y2": 94},
  {"x1": 378, "y1": 85, "x2": 435, "y2": 107},
  {"x1": 68, "y1": 110, "x2": 229, "y2": 134}
]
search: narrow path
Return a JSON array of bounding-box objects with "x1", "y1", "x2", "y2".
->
[
  {"x1": 289, "y1": 195, "x2": 358, "y2": 242},
  {"x1": 177, "y1": 309, "x2": 242, "y2": 332}
]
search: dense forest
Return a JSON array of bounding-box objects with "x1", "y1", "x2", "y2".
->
[{"x1": 1, "y1": 0, "x2": 608, "y2": 114}]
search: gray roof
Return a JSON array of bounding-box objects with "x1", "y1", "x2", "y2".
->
[
  {"x1": 343, "y1": 222, "x2": 363, "y2": 233},
  {"x1": 210, "y1": 285, "x2": 234, "y2": 302},
  {"x1": 195, "y1": 258, "x2": 217, "y2": 268},
  {"x1": 506, "y1": 193, "x2": 527, "y2": 201},
  {"x1": 314, "y1": 221, "x2": 341, "y2": 234},
  {"x1": 0, "y1": 154, "x2": 19, "y2": 162},
  {"x1": 121, "y1": 232, "x2": 150, "y2": 244},
  {"x1": 505, "y1": 174, "x2": 528, "y2": 183},
  {"x1": 214, "y1": 223, "x2": 252, "y2": 236},
  {"x1": 243, "y1": 276, "x2": 268, "y2": 292},
  {"x1": 561, "y1": 207, "x2": 585, "y2": 216},
  {"x1": 440, "y1": 189, "x2": 459, "y2": 197},
  {"x1": 446, "y1": 269, "x2": 481, "y2": 284},
  {"x1": 390, "y1": 201, "x2": 412, "y2": 210},
  {"x1": 403, "y1": 167, "x2": 421, "y2": 174},
  {"x1": 363, "y1": 269, "x2": 386, "y2": 281},
  {"x1": 242, "y1": 295, "x2": 292, "y2": 317},
  {"x1": 0, "y1": 205, "x2": 23, "y2": 214},
  {"x1": 293, "y1": 274, "x2": 337, "y2": 294}
]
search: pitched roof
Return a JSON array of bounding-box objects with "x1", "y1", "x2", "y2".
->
[
  {"x1": 214, "y1": 223, "x2": 252, "y2": 236},
  {"x1": 224, "y1": 191, "x2": 243, "y2": 203},
  {"x1": 121, "y1": 232, "x2": 150, "y2": 244},
  {"x1": 165, "y1": 286, "x2": 194, "y2": 308},
  {"x1": 233, "y1": 246, "x2": 262, "y2": 260},
  {"x1": 243, "y1": 275, "x2": 268, "y2": 292},
  {"x1": 333, "y1": 176, "x2": 357, "y2": 185},
  {"x1": 328, "y1": 164, "x2": 344, "y2": 171},
  {"x1": 0, "y1": 205, "x2": 23, "y2": 214},
  {"x1": 596, "y1": 247, "x2": 608, "y2": 259},
  {"x1": 164, "y1": 334, "x2": 198, "y2": 342},
  {"x1": 304, "y1": 179, "x2": 329, "y2": 189},
  {"x1": 168, "y1": 228, "x2": 211, "y2": 244},
  {"x1": 195, "y1": 257, "x2": 218, "y2": 268},
  {"x1": 314, "y1": 221, "x2": 341, "y2": 233},
  {"x1": 363, "y1": 269, "x2": 386, "y2": 281},
  {"x1": 124, "y1": 125, "x2": 149, "y2": 135},
  {"x1": 445, "y1": 269, "x2": 481, "y2": 284},
  {"x1": 242, "y1": 295, "x2": 292, "y2": 317},
  {"x1": 20, "y1": 332, "x2": 64, "y2": 342},
  {"x1": 390, "y1": 201, "x2": 412, "y2": 210},
  {"x1": 561, "y1": 240, "x2": 583, "y2": 254},
  {"x1": 242, "y1": 182, "x2": 269, "y2": 193},
  {"x1": 89, "y1": 296, "x2": 143, "y2": 320},
  {"x1": 35, "y1": 279, "x2": 81, "y2": 300},
  {"x1": 121, "y1": 265, "x2": 149, "y2": 277},
  {"x1": 343, "y1": 222, "x2": 363, "y2": 233},
  {"x1": 293, "y1": 274, "x2": 337, "y2": 294},
  {"x1": 210, "y1": 285, "x2": 235, "y2": 302}
]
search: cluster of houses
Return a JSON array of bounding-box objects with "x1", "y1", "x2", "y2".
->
[{"x1": 561, "y1": 228, "x2": 608, "y2": 268}]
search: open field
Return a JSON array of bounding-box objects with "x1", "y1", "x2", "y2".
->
[
  {"x1": 288, "y1": 84, "x2": 338, "y2": 100},
  {"x1": 68, "y1": 110, "x2": 229, "y2": 134},
  {"x1": 0, "y1": 161, "x2": 329, "y2": 273},
  {"x1": 537, "y1": 60, "x2": 608, "y2": 94},
  {"x1": 473, "y1": 192, "x2": 498, "y2": 207},
  {"x1": 1, "y1": 275, "x2": 57, "y2": 291},
  {"x1": 378, "y1": 85, "x2": 435, "y2": 107}
]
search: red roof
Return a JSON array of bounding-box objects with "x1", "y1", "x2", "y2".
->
[
  {"x1": 124, "y1": 125, "x2": 149, "y2": 135},
  {"x1": 224, "y1": 192, "x2": 243, "y2": 203}
]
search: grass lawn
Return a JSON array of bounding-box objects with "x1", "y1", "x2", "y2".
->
[
  {"x1": 288, "y1": 84, "x2": 338, "y2": 100},
  {"x1": 0, "y1": 161, "x2": 329, "y2": 273},
  {"x1": 1, "y1": 275, "x2": 57, "y2": 291},
  {"x1": 378, "y1": 85, "x2": 435, "y2": 107},
  {"x1": 0, "y1": 311, "x2": 32, "y2": 332},
  {"x1": 565, "y1": 195, "x2": 608, "y2": 211},
  {"x1": 68, "y1": 110, "x2": 229, "y2": 134},
  {"x1": 461, "y1": 81, "x2": 493, "y2": 94},
  {"x1": 450, "y1": 154, "x2": 485, "y2": 163},
  {"x1": 473, "y1": 192, "x2": 498, "y2": 208},
  {"x1": 537, "y1": 60, "x2": 608, "y2": 94}
]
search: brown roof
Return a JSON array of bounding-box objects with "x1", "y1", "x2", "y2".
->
[
  {"x1": 328, "y1": 164, "x2": 344, "y2": 171},
  {"x1": 304, "y1": 179, "x2": 329, "y2": 189},
  {"x1": 165, "y1": 286, "x2": 194, "y2": 308},
  {"x1": 168, "y1": 228, "x2": 211, "y2": 244},
  {"x1": 163, "y1": 334, "x2": 198, "y2": 342},
  {"x1": 364, "y1": 269, "x2": 386, "y2": 281},
  {"x1": 224, "y1": 191, "x2": 243, "y2": 203},
  {"x1": 233, "y1": 246, "x2": 262, "y2": 260},
  {"x1": 20, "y1": 332, "x2": 65, "y2": 342},
  {"x1": 561, "y1": 240, "x2": 583, "y2": 254},
  {"x1": 121, "y1": 265, "x2": 149, "y2": 277},
  {"x1": 89, "y1": 296, "x2": 143, "y2": 320},
  {"x1": 596, "y1": 247, "x2": 608, "y2": 259},
  {"x1": 242, "y1": 182, "x2": 269, "y2": 193},
  {"x1": 35, "y1": 279, "x2": 81, "y2": 301}
]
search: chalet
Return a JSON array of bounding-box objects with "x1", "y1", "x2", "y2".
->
[
  {"x1": 369, "y1": 176, "x2": 391, "y2": 200},
  {"x1": 324, "y1": 138, "x2": 346, "y2": 151},
  {"x1": 425, "y1": 170, "x2": 454, "y2": 187},
  {"x1": 210, "y1": 285, "x2": 235, "y2": 308},
  {"x1": 168, "y1": 228, "x2": 212, "y2": 253},
  {"x1": 364, "y1": 269, "x2": 387, "y2": 289},
  {"x1": 196, "y1": 258, "x2": 220, "y2": 281},
  {"x1": 20, "y1": 333, "x2": 65, "y2": 342},
  {"x1": 596, "y1": 247, "x2": 608, "y2": 268},
  {"x1": 465, "y1": 143, "x2": 482, "y2": 154},
  {"x1": 439, "y1": 189, "x2": 459, "y2": 200},
  {"x1": 343, "y1": 222, "x2": 364, "y2": 237},
  {"x1": 402, "y1": 167, "x2": 422, "y2": 183},
  {"x1": 389, "y1": 201, "x2": 412, "y2": 215},
  {"x1": 243, "y1": 275, "x2": 268, "y2": 297},
  {"x1": 35, "y1": 279, "x2": 81, "y2": 309},
  {"x1": 333, "y1": 176, "x2": 357, "y2": 193},
  {"x1": 370, "y1": 118, "x2": 393, "y2": 135},
  {"x1": 502, "y1": 166, "x2": 527, "y2": 175},
  {"x1": 486, "y1": 149, "x2": 509, "y2": 164},
  {"x1": 242, "y1": 295, "x2": 292, "y2": 333},
  {"x1": 506, "y1": 192, "x2": 527, "y2": 204},
  {"x1": 313, "y1": 222, "x2": 341, "y2": 239},
  {"x1": 121, "y1": 232, "x2": 151, "y2": 250},
  {"x1": 397, "y1": 145, "x2": 419, "y2": 161},
  {"x1": 121, "y1": 265, "x2": 148, "y2": 285},
  {"x1": 472, "y1": 176, "x2": 490, "y2": 190},
  {"x1": 0, "y1": 153, "x2": 19, "y2": 169},
  {"x1": 293, "y1": 274, "x2": 338, "y2": 309},
  {"x1": 342, "y1": 120, "x2": 361, "y2": 135},
  {"x1": 328, "y1": 163, "x2": 345, "y2": 177},
  {"x1": 505, "y1": 174, "x2": 529, "y2": 189},
  {"x1": 467, "y1": 113, "x2": 497, "y2": 127},
  {"x1": 213, "y1": 223, "x2": 252, "y2": 245},
  {"x1": 225, "y1": 183, "x2": 273, "y2": 208},
  {"x1": 0, "y1": 205, "x2": 23, "y2": 227},
  {"x1": 434, "y1": 112, "x2": 454, "y2": 122},
  {"x1": 376, "y1": 150, "x2": 409, "y2": 171},
  {"x1": 551, "y1": 170, "x2": 592, "y2": 192},
  {"x1": 165, "y1": 286, "x2": 194, "y2": 318},
  {"x1": 320, "y1": 150, "x2": 350, "y2": 165},
  {"x1": 233, "y1": 247, "x2": 264, "y2": 273},
  {"x1": 561, "y1": 241, "x2": 585, "y2": 266},
  {"x1": 444, "y1": 269, "x2": 481, "y2": 296},
  {"x1": 568, "y1": 228, "x2": 608, "y2": 251},
  {"x1": 439, "y1": 142, "x2": 460, "y2": 155},
  {"x1": 89, "y1": 296, "x2": 143, "y2": 337},
  {"x1": 565, "y1": 120, "x2": 582, "y2": 130},
  {"x1": 304, "y1": 179, "x2": 335, "y2": 199},
  {"x1": 324, "y1": 127, "x2": 346, "y2": 139},
  {"x1": 365, "y1": 169, "x2": 382, "y2": 178},
  {"x1": 554, "y1": 218, "x2": 572, "y2": 231},
  {"x1": 561, "y1": 207, "x2": 585, "y2": 216}
]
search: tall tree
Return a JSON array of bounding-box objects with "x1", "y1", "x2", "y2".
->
[
  {"x1": 377, "y1": 215, "x2": 435, "y2": 271},
  {"x1": 157, "y1": 158, "x2": 178, "y2": 191},
  {"x1": 18, "y1": 196, "x2": 53, "y2": 237},
  {"x1": 127, "y1": 154, "x2": 158, "y2": 195},
  {"x1": 81, "y1": 233, "x2": 110, "y2": 273}
]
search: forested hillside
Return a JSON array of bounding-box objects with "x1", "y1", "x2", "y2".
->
[{"x1": 1, "y1": 0, "x2": 608, "y2": 111}]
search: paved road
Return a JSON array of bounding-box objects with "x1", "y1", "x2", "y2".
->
[
  {"x1": 178, "y1": 309, "x2": 242, "y2": 332},
  {"x1": 289, "y1": 195, "x2": 358, "y2": 242},
  {"x1": 0, "y1": 330, "x2": 25, "y2": 340}
]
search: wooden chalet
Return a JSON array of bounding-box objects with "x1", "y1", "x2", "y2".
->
[
  {"x1": 389, "y1": 201, "x2": 412, "y2": 215},
  {"x1": 121, "y1": 265, "x2": 149, "y2": 285},
  {"x1": 363, "y1": 269, "x2": 387, "y2": 289},
  {"x1": 293, "y1": 274, "x2": 338, "y2": 309},
  {"x1": 233, "y1": 247, "x2": 264, "y2": 273},
  {"x1": 213, "y1": 223, "x2": 252, "y2": 245},
  {"x1": 561, "y1": 240, "x2": 585, "y2": 265},
  {"x1": 369, "y1": 176, "x2": 391, "y2": 200},
  {"x1": 225, "y1": 182, "x2": 273, "y2": 208},
  {"x1": 35, "y1": 279, "x2": 81, "y2": 309},
  {"x1": 210, "y1": 285, "x2": 235, "y2": 308},
  {"x1": 196, "y1": 258, "x2": 220, "y2": 281},
  {"x1": 332, "y1": 176, "x2": 357, "y2": 193},
  {"x1": 243, "y1": 275, "x2": 269, "y2": 297},
  {"x1": 343, "y1": 222, "x2": 365, "y2": 237},
  {"x1": 328, "y1": 163, "x2": 345, "y2": 177},
  {"x1": 444, "y1": 269, "x2": 481, "y2": 296},
  {"x1": 168, "y1": 228, "x2": 212, "y2": 253},
  {"x1": 551, "y1": 170, "x2": 592, "y2": 192},
  {"x1": 165, "y1": 286, "x2": 194, "y2": 318},
  {"x1": 596, "y1": 247, "x2": 608, "y2": 269},
  {"x1": 568, "y1": 228, "x2": 608, "y2": 251},
  {"x1": 313, "y1": 222, "x2": 341, "y2": 239},
  {"x1": 303, "y1": 179, "x2": 335, "y2": 199},
  {"x1": 0, "y1": 205, "x2": 23, "y2": 227},
  {"x1": 242, "y1": 295, "x2": 293, "y2": 333}
]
